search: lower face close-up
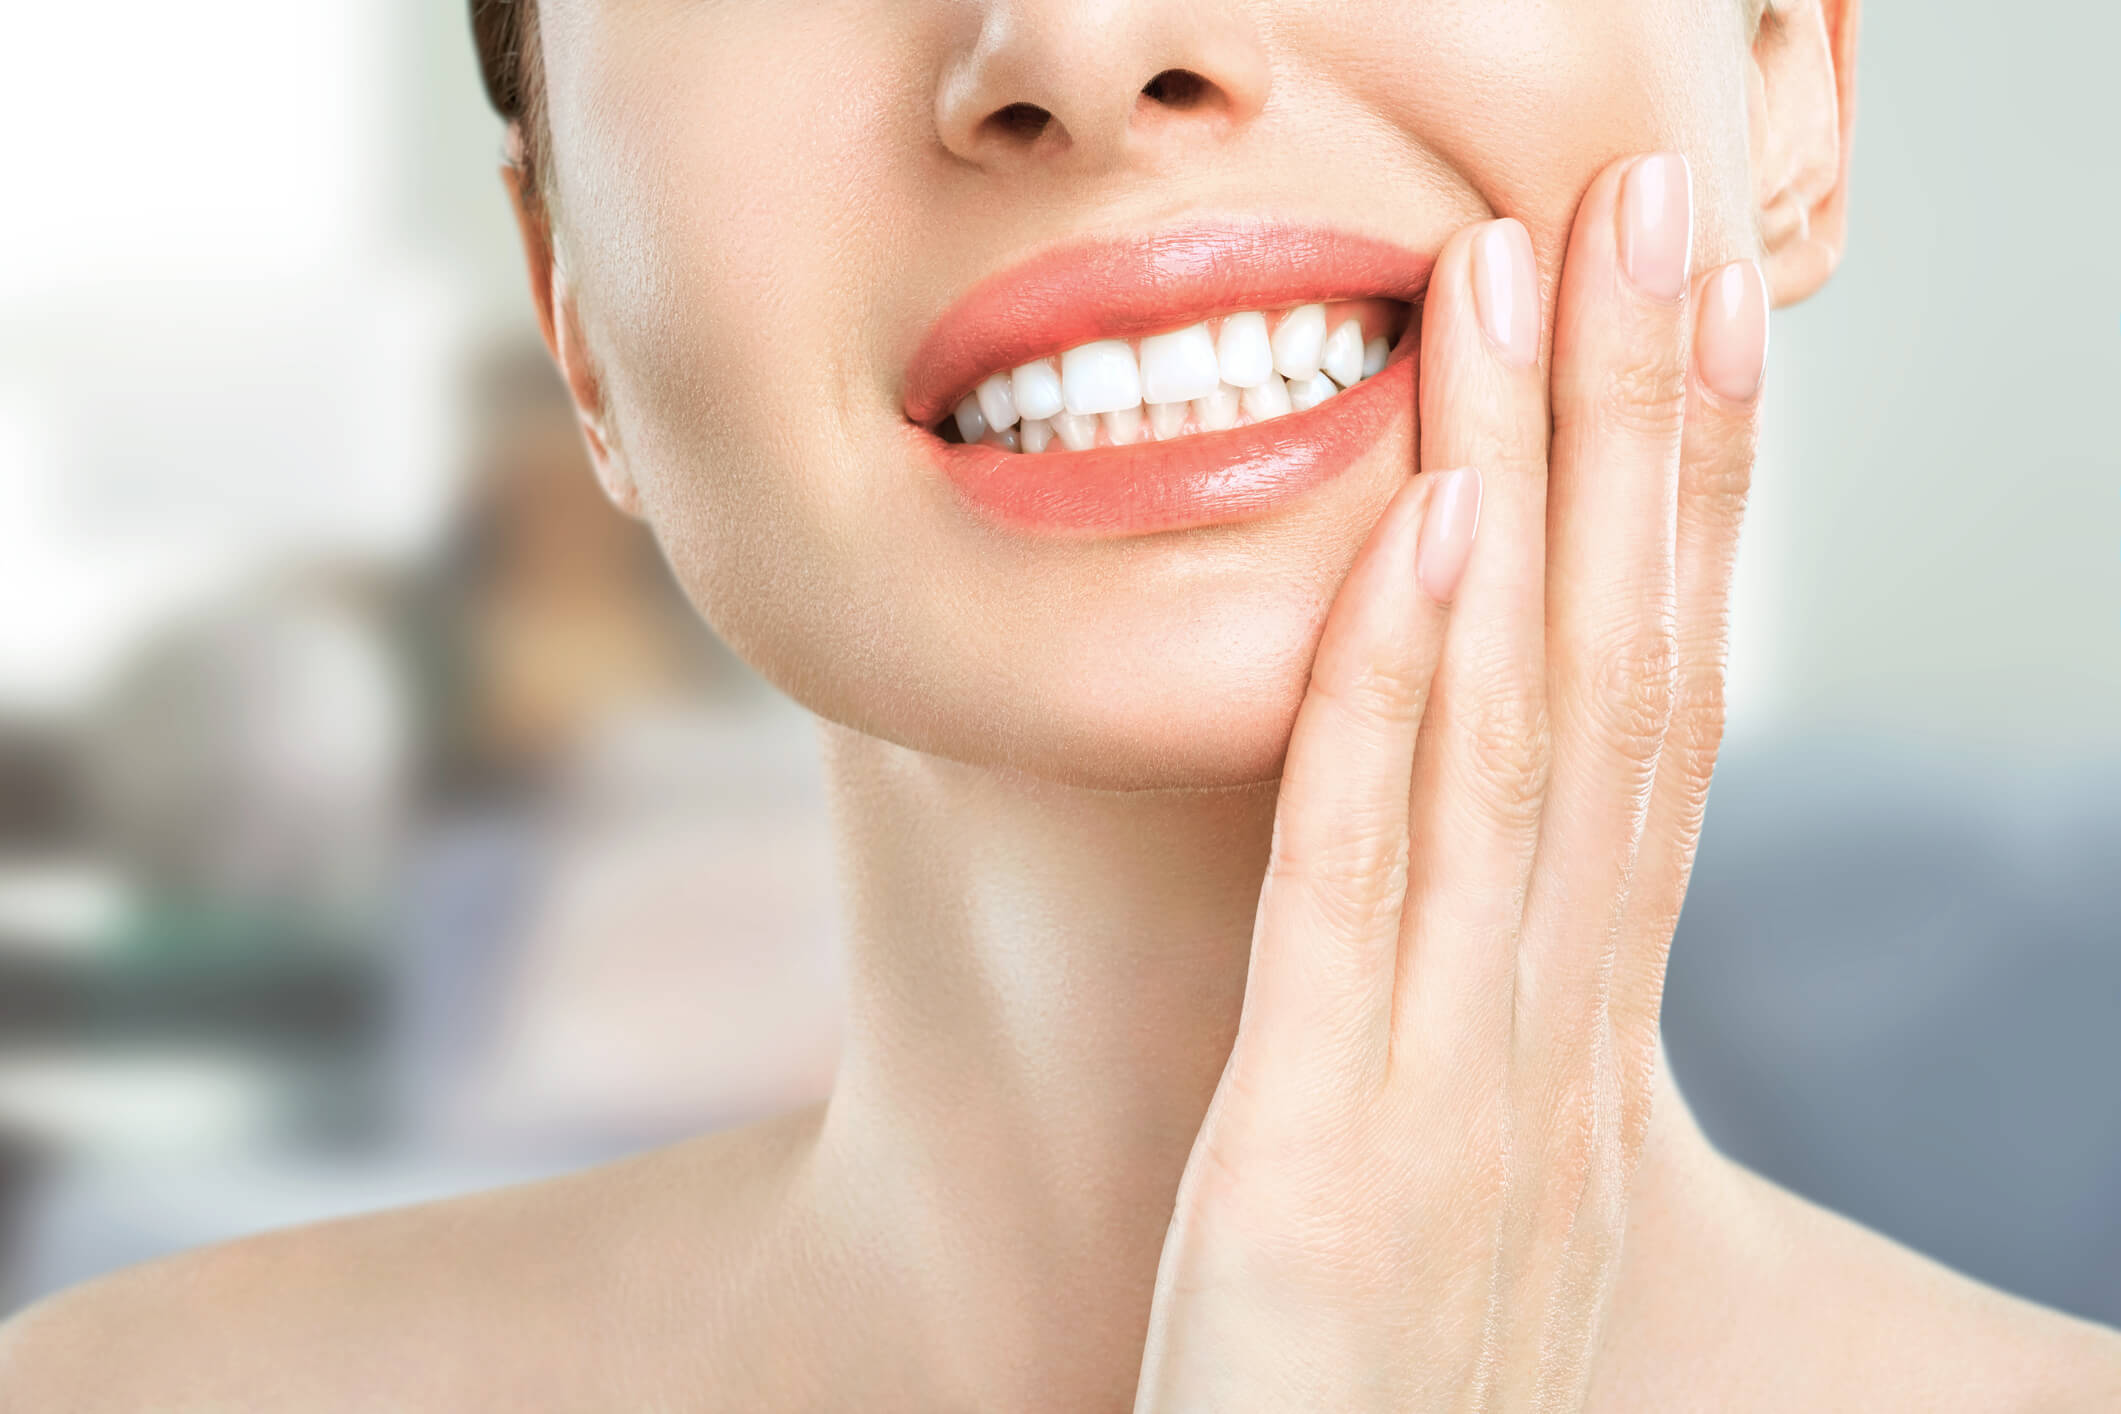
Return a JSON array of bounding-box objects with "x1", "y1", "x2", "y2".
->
[{"x1": 525, "y1": 0, "x2": 1762, "y2": 790}]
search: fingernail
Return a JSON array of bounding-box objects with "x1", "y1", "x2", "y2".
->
[
  {"x1": 1417, "y1": 466, "x2": 1483, "y2": 605},
  {"x1": 1471, "y1": 219, "x2": 1539, "y2": 367},
  {"x1": 1696, "y1": 259, "x2": 1769, "y2": 402},
  {"x1": 1617, "y1": 152, "x2": 1693, "y2": 301}
]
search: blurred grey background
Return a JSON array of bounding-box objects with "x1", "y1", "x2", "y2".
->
[{"x1": 0, "y1": 1, "x2": 2114, "y2": 1326}]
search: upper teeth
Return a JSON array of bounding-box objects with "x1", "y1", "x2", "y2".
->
[{"x1": 949, "y1": 303, "x2": 1394, "y2": 452}]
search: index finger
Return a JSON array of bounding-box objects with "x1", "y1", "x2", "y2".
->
[{"x1": 1236, "y1": 462, "x2": 1479, "y2": 1098}]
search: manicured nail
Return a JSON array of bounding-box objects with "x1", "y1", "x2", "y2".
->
[
  {"x1": 1696, "y1": 259, "x2": 1769, "y2": 401},
  {"x1": 1471, "y1": 219, "x2": 1539, "y2": 367},
  {"x1": 1417, "y1": 466, "x2": 1483, "y2": 604},
  {"x1": 1617, "y1": 152, "x2": 1693, "y2": 301}
]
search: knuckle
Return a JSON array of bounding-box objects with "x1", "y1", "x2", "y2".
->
[
  {"x1": 1454, "y1": 683, "x2": 1553, "y2": 827},
  {"x1": 1665, "y1": 670, "x2": 1728, "y2": 789},
  {"x1": 1312, "y1": 655, "x2": 1433, "y2": 731},
  {"x1": 1266, "y1": 811, "x2": 1409, "y2": 938},
  {"x1": 1483, "y1": 412, "x2": 1553, "y2": 483},
  {"x1": 1575, "y1": 619, "x2": 1679, "y2": 767},
  {"x1": 1638, "y1": 664, "x2": 1729, "y2": 865},
  {"x1": 1680, "y1": 427, "x2": 1757, "y2": 513},
  {"x1": 1593, "y1": 343, "x2": 1689, "y2": 442},
  {"x1": 1187, "y1": 1089, "x2": 1385, "y2": 1264},
  {"x1": 1191, "y1": 1123, "x2": 1317, "y2": 1252}
]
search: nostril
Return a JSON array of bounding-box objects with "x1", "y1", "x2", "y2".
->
[
  {"x1": 984, "y1": 102, "x2": 1053, "y2": 143},
  {"x1": 1140, "y1": 69, "x2": 1211, "y2": 109}
]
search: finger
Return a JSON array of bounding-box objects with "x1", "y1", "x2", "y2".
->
[
  {"x1": 1237, "y1": 465, "x2": 1478, "y2": 1095},
  {"x1": 1511, "y1": 152, "x2": 1694, "y2": 1078},
  {"x1": 1605, "y1": 257, "x2": 1769, "y2": 1147},
  {"x1": 1391, "y1": 215, "x2": 1553, "y2": 1069}
]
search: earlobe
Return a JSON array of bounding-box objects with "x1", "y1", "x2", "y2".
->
[
  {"x1": 1747, "y1": 0, "x2": 1862, "y2": 307},
  {"x1": 570, "y1": 406, "x2": 639, "y2": 519},
  {"x1": 500, "y1": 147, "x2": 645, "y2": 521}
]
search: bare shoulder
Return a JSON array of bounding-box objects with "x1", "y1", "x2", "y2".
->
[
  {"x1": 1603, "y1": 1133, "x2": 2121, "y2": 1413},
  {"x1": 1744, "y1": 1166, "x2": 2121, "y2": 1410},
  {"x1": 1820, "y1": 1206, "x2": 2121, "y2": 1413},
  {"x1": 1976, "y1": 1298, "x2": 2121, "y2": 1412},
  {"x1": 0, "y1": 1105, "x2": 826, "y2": 1414}
]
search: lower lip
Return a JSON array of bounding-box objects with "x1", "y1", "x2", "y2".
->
[{"x1": 919, "y1": 351, "x2": 1416, "y2": 539}]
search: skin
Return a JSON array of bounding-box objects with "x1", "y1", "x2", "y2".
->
[{"x1": 5, "y1": 0, "x2": 2121, "y2": 1408}]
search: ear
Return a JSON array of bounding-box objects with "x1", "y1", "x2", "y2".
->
[
  {"x1": 1746, "y1": 0, "x2": 1862, "y2": 307},
  {"x1": 502, "y1": 139, "x2": 643, "y2": 519}
]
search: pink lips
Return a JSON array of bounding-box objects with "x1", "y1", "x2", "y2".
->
[{"x1": 903, "y1": 220, "x2": 1435, "y2": 538}]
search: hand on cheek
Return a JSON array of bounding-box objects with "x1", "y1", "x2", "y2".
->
[{"x1": 1134, "y1": 150, "x2": 1770, "y2": 1412}]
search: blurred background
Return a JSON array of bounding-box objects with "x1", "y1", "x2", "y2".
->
[{"x1": 0, "y1": 0, "x2": 2114, "y2": 1327}]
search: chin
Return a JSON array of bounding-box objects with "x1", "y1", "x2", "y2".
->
[
  {"x1": 841, "y1": 645, "x2": 1319, "y2": 794},
  {"x1": 957, "y1": 584, "x2": 1332, "y2": 792},
  {"x1": 643, "y1": 403, "x2": 1412, "y2": 797},
  {"x1": 761, "y1": 510, "x2": 1363, "y2": 793}
]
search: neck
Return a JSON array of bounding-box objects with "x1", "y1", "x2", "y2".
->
[
  {"x1": 818, "y1": 711, "x2": 1275, "y2": 1193},
  {"x1": 801, "y1": 716, "x2": 1719, "y2": 1408}
]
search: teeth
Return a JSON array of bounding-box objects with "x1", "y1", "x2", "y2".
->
[
  {"x1": 1322, "y1": 319, "x2": 1365, "y2": 389},
  {"x1": 1011, "y1": 358, "x2": 1065, "y2": 422},
  {"x1": 976, "y1": 372, "x2": 1019, "y2": 431},
  {"x1": 1194, "y1": 383, "x2": 1243, "y2": 431},
  {"x1": 1051, "y1": 410, "x2": 1099, "y2": 452},
  {"x1": 1271, "y1": 304, "x2": 1327, "y2": 381},
  {"x1": 1242, "y1": 375, "x2": 1294, "y2": 423},
  {"x1": 1139, "y1": 322, "x2": 1221, "y2": 405},
  {"x1": 1214, "y1": 311, "x2": 1273, "y2": 389},
  {"x1": 1060, "y1": 340, "x2": 1142, "y2": 416},
  {"x1": 948, "y1": 302, "x2": 1400, "y2": 451},
  {"x1": 1288, "y1": 371, "x2": 1338, "y2": 412}
]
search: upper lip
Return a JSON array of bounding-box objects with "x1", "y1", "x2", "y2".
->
[{"x1": 900, "y1": 218, "x2": 1437, "y2": 429}]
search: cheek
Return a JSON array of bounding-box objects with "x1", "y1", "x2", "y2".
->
[
  {"x1": 541, "y1": 3, "x2": 945, "y2": 682},
  {"x1": 548, "y1": 3, "x2": 918, "y2": 479},
  {"x1": 1290, "y1": 0, "x2": 1754, "y2": 263}
]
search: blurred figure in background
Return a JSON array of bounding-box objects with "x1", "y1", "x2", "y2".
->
[
  {"x1": 389, "y1": 341, "x2": 842, "y2": 1154},
  {"x1": 0, "y1": 337, "x2": 843, "y2": 1305},
  {"x1": 410, "y1": 342, "x2": 747, "y2": 802}
]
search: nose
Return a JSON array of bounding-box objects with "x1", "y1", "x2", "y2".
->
[{"x1": 934, "y1": 0, "x2": 1270, "y2": 174}]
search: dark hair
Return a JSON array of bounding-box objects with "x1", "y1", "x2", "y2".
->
[
  {"x1": 470, "y1": 0, "x2": 545, "y2": 204},
  {"x1": 470, "y1": 0, "x2": 531, "y2": 117}
]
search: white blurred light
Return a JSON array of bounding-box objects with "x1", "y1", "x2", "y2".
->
[
  {"x1": 0, "y1": 1049, "x2": 284, "y2": 1157},
  {"x1": 1724, "y1": 395, "x2": 1792, "y2": 740},
  {"x1": 0, "y1": 391, "x2": 225, "y2": 712},
  {"x1": 0, "y1": 861, "x2": 136, "y2": 960},
  {"x1": 0, "y1": 0, "x2": 466, "y2": 714},
  {"x1": 0, "y1": 0, "x2": 382, "y2": 294}
]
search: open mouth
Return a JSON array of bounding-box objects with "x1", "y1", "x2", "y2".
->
[
  {"x1": 902, "y1": 221, "x2": 1435, "y2": 536},
  {"x1": 933, "y1": 298, "x2": 1413, "y2": 452}
]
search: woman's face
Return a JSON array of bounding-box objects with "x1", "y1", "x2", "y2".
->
[{"x1": 531, "y1": 0, "x2": 1766, "y2": 790}]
